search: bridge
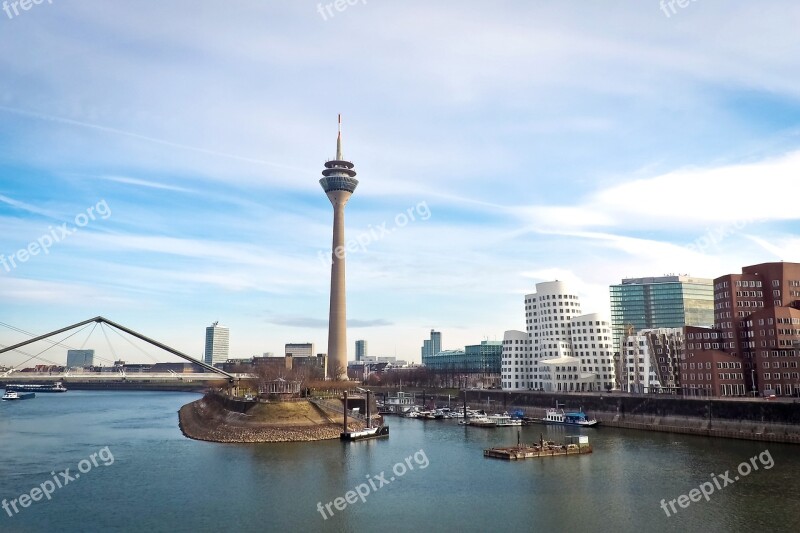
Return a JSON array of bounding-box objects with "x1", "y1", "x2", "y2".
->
[{"x1": 0, "y1": 316, "x2": 237, "y2": 384}]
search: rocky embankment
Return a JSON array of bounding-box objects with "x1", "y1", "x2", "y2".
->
[{"x1": 178, "y1": 394, "x2": 364, "y2": 443}]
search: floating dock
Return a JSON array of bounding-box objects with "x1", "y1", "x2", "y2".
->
[
  {"x1": 340, "y1": 425, "x2": 390, "y2": 441},
  {"x1": 484, "y1": 435, "x2": 592, "y2": 460},
  {"x1": 340, "y1": 390, "x2": 390, "y2": 442}
]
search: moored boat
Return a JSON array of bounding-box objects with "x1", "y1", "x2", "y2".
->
[
  {"x1": 490, "y1": 413, "x2": 523, "y2": 427},
  {"x1": 534, "y1": 407, "x2": 598, "y2": 427},
  {"x1": 340, "y1": 425, "x2": 390, "y2": 441},
  {"x1": 2, "y1": 390, "x2": 35, "y2": 401},
  {"x1": 468, "y1": 416, "x2": 496, "y2": 428}
]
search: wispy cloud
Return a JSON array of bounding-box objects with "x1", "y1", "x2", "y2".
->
[
  {"x1": 101, "y1": 176, "x2": 194, "y2": 193},
  {"x1": 0, "y1": 194, "x2": 54, "y2": 218},
  {"x1": 0, "y1": 1, "x2": 798, "y2": 361}
]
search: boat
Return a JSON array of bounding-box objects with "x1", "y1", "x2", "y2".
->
[
  {"x1": 340, "y1": 425, "x2": 390, "y2": 441},
  {"x1": 534, "y1": 407, "x2": 598, "y2": 427},
  {"x1": 2, "y1": 390, "x2": 35, "y2": 401},
  {"x1": 5, "y1": 382, "x2": 67, "y2": 393},
  {"x1": 489, "y1": 413, "x2": 523, "y2": 427},
  {"x1": 468, "y1": 416, "x2": 496, "y2": 428},
  {"x1": 402, "y1": 407, "x2": 421, "y2": 418}
]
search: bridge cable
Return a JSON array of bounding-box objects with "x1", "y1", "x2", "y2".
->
[
  {"x1": 79, "y1": 322, "x2": 98, "y2": 350},
  {"x1": 105, "y1": 323, "x2": 163, "y2": 364},
  {"x1": 99, "y1": 323, "x2": 118, "y2": 362},
  {"x1": 0, "y1": 320, "x2": 114, "y2": 368},
  {"x1": 0, "y1": 343, "x2": 61, "y2": 368},
  {"x1": 71, "y1": 322, "x2": 116, "y2": 367},
  {"x1": 12, "y1": 323, "x2": 94, "y2": 369},
  {"x1": 0, "y1": 321, "x2": 82, "y2": 353}
]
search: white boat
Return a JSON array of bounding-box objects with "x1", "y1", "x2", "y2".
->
[
  {"x1": 402, "y1": 407, "x2": 420, "y2": 418},
  {"x1": 468, "y1": 416, "x2": 496, "y2": 428},
  {"x1": 2, "y1": 390, "x2": 35, "y2": 401},
  {"x1": 538, "y1": 407, "x2": 598, "y2": 427},
  {"x1": 489, "y1": 413, "x2": 522, "y2": 427}
]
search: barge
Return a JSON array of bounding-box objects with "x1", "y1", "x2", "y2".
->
[{"x1": 484, "y1": 435, "x2": 592, "y2": 460}]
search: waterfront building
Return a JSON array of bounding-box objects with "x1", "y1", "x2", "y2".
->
[
  {"x1": 685, "y1": 261, "x2": 800, "y2": 397},
  {"x1": 355, "y1": 340, "x2": 367, "y2": 362},
  {"x1": 421, "y1": 330, "x2": 442, "y2": 360},
  {"x1": 610, "y1": 275, "x2": 714, "y2": 354},
  {"x1": 66, "y1": 349, "x2": 94, "y2": 369},
  {"x1": 285, "y1": 343, "x2": 315, "y2": 358},
  {"x1": 320, "y1": 115, "x2": 359, "y2": 380},
  {"x1": 620, "y1": 328, "x2": 684, "y2": 393},
  {"x1": 681, "y1": 326, "x2": 747, "y2": 396},
  {"x1": 422, "y1": 341, "x2": 502, "y2": 387},
  {"x1": 502, "y1": 281, "x2": 615, "y2": 392},
  {"x1": 204, "y1": 322, "x2": 229, "y2": 367}
]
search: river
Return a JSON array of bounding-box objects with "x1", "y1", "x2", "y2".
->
[{"x1": 1, "y1": 391, "x2": 799, "y2": 532}]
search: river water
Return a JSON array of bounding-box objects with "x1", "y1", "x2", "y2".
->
[{"x1": 1, "y1": 391, "x2": 799, "y2": 533}]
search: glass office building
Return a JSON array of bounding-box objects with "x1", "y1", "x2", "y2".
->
[
  {"x1": 610, "y1": 275, "x2": 713, "y2": 353},
  {"x1": 422, "y1": 341, "x2": 502, "y2": 374}
]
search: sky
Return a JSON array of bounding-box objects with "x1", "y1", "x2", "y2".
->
[{"x1": 1, "y1": 1, "x2": 799, "y2": 366}]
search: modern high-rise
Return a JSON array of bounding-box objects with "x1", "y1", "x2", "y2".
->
[
  {"x1": 204, "y1": 322, "x2": 229, "y2": 368},
  {"x1": 355, "y1": 340, "x2": 367, "y2": 362},
  {"x1": 610, "y1": 275, "x2": 713, "y2": 354},
  {"x1": 421, "y1": 330, "x2": 442, "y2": 360},
  {"x1": 320, "y1": 115, "x2": 359, "y2": 380},
  {"x1": 502, "y1": 280, "x2": 615, "y2": 392},
  {"x1": 66, "y1": 349, "x2": 94, "y2": 369}
]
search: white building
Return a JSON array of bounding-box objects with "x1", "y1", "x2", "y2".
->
[
  {"x1": 204, "y1": 322, "x2": 229, "y2": 367},
  {"x1": 285, "y1": 343, "x2": 315, "y2": 358},
  {"x1": 502, "y1": 281, "x2": 615, "y2": 392},
  {"x1": 621, "y1": 328, "x2": 684, "y2": 393}
]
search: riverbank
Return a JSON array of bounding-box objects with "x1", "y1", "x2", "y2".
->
[
  {"x1": 178, "y1": 394, "x2": 365, "y2": 443},
  {"x1": 371, "y1": 387, "x2": 800, "y2": 444},
  {"x1": 591, "y1": 411, "x2": 800, "y2": 444}
]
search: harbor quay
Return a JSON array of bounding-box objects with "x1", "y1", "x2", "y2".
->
[{"x1": 370, "y1": 387, "x2": 800, "y2": 444}]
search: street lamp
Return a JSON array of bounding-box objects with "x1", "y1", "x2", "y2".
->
[{"x1": 751, "y1": 367, "x2": 757, "y2": 398}]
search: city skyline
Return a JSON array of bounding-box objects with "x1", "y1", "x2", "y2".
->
[{"x1": 2, "y1": 2, "x2": 800, "y2": 365}]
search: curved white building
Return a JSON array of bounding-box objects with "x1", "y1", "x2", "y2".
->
[{"x1": 502, "y1": 281, "x2": 615, "y2": 392}]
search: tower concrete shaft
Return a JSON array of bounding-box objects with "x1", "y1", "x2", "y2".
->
[{"x1": 320, "y1": 115, "x2": 358, "y2": 380}]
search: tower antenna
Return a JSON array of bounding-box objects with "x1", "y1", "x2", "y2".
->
[{"x1": 336, "y1": 114, "x2": 343, "y2": 160}]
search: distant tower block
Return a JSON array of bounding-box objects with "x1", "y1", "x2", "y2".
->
[{"x1": 320, "y1": 115, "x2": 359, "y2": 380}]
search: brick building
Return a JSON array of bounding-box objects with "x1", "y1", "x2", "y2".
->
[{"x1": 685, "y1": 262, "x2": 800, "y2": 397}]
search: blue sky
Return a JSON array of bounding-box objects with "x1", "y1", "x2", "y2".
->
[{"x1": 1, "y1": 1, "x2": 799, "y2": 366}]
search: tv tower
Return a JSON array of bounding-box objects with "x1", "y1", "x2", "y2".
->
[{"x1": 320, "y1": 115, "x2": 358, "y2": 380}]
